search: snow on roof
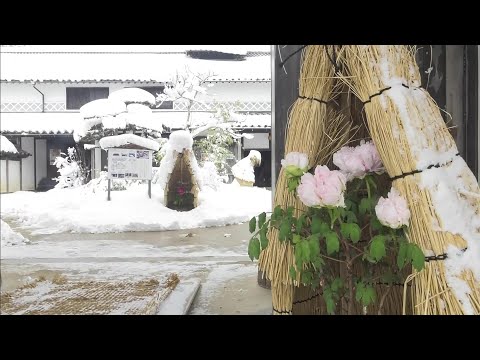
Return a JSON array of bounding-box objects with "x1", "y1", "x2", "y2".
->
[
  {"x1": 80, "y1": 99, "x2": 126, "y2": 119},
  {"x1": 231, "y1": 114, "x2": 271, "y2": 128},
  {"x1": 99, "y1": 134, "x2": 160, "y2": 151},
  {"x1": 0, "y1": 113, "x2": 80, "y2": 135},
  {"x1": 0, "y1": 111, "x2": 270, "y2": 136},
  {"x1": 108, "y1": 88, "x2": 156, "y2": 106},
  {"x1": 0, "y1": 45, "x2": 271, "y2": 54},
  {"x1": 169, "y1": 130, "x2": 193, "y2": 153},
  {"x1": 0, "y1": 51, "x2": 271, "y2": 83},
  {"x1": 1, "y1": 135, "x2": 18, "y2": 153}
]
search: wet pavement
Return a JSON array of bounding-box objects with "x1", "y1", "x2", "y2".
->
[{"x1": 0, "y1": 221, "x2": 272, "y2": 315}]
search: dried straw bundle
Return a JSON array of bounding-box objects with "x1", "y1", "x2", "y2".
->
[
  {"x1": 258, "y1": 45, "x2": 352, "y2": 314},
  {"x1": 339, "y1": 45, "x2": 480, "y2": 315}
]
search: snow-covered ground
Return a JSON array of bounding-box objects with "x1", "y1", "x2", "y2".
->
[
  {"x1": 1, "y1": 219, "x2": 29, "y2": 247},
  {"x1": 0, "y1": 183, "x2": 271, "y2": 235},
  {"x1": 0, "y1": 223, "x2": 272, "y2": 314}
]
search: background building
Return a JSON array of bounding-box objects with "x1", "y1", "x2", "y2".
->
[{"x1": 0, "y1": 45, "x2": 272, "y2": 191}]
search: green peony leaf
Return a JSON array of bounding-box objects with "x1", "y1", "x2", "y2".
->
[
  {"x1": 308, "y1": 236, "x2": 320, "y2": 258},
  {"x1": 411, "y1": 244, "x2": 425, "y2": 271},
  {"x1": 248, "y1": 238, "x2": 260, "y2": 261},
  {"x1": 258, "y1": 212, "x2": 266, "y2": 228},
  {"x1": 279, "y1": 221, "x2": 291, "y2": 242},
  {"x1": 340, "y1": 223, "x2": 350, "y2": 239},
  {"x1": 349, "y1": 223, "x2": 361, "y2": 243},
  {"x1": 359, "y1": 198, "x2": 372, "y2": 215},
  {"x1": 260, "y1": 227, "x2": 268, "y2": 250},
  {"x1": 249, "y1": 217, "x2": 256, "y2": 233},
  {"x1": 295, "y1": 244, "x2": 303, "y2": 269},
  {"x1": 300, "y1": 240, "x2": 311, "y2": 262},
  {"x1": 370, "y1": 235, "x2": 386, "y2": 262},
  {"x1": 397, "y1": 241, "x2": 408, "y2": 269},
  {"x1": 296, "y1": 214, "x2": 306, "y2": 234},
  {"x1": 289, "y1": 266, "x2": 297, "y2": 280},
  {"x1": 292, "y1": 234, "x2": 302, "y2": 244},
  {"x1": 325, "y1": 231, "x2": 340, "y2": 255}
]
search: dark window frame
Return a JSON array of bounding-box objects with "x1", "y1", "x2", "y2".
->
[{"x1": 66, "y1": 87, "x2": 110, "y2": 110}]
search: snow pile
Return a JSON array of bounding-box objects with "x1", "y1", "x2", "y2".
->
[
  {"x1": 0, "y1": 183, "x2": 272, "y2": 234},
  {"x1": 378, "y1": 46, "x2": 458, "y2": 170},
  {"x1": 198, "y1": 161, "x2": 223, "y2": 190},
  {"x1": 420, "y1": 157, "x2": 480, "y2": 314},
  {"x1": 99, "y1": 134, "x2": 160, "y2": 151},
  {"x1": 80, "y1": 99, "x2": 126, "y2": 119},
  {"x1": 102, "y1": 115, "x2": 127, "y2": 130},
  {"x1": 108, "y1": 88, "x2": 155, "y2": 106},
  {"x1": 1, "y1": 135, "x2": 18, "y2": 153},
  {"x1": 231, "y1": 150, "x2": 261, "y2": 183},
  {"x1": 83, "y1": 171, "x2": 137, "y2": 193},
  {"x1": 1, "y1": 219, "x2": 29, "y2": 247},
  {"x1": 169, "y1": 130, "x2": 193, "y2": 153},
  {"x1": 118, "y1": 104, "x2": 163, "y2": 132}
]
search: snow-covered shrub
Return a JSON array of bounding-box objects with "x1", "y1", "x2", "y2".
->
[
  {"x1": 83, "y1": 171, "x2": 137, "y2": 193},
  {"x1": 53, "y1": 147, "x2": 88, "y2": 189},
  {"x1": 194, "y1": 132, "x2": 236, "y2": 178},
  {"x1": 198, "y1": 161, "x2": 223, "y2": 190}
]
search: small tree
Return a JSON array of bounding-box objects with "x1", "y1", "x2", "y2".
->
[
  {"x1": 53, "y1": 147, "x2": 88, "y2": 189},
  {"x1": 156, "y1": 70, "x2": 250, "y2": 181}
]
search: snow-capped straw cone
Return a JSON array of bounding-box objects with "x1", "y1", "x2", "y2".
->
[
  {"x1": 258, "y1": 45, "x2": 352, "y2": 315},
  {"x1": 338, "y1": 45, "x2": 480, "y2": 315}
]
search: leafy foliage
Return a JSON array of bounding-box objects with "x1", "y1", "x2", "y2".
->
[{"x1": 247, "y1": 170, "x2": 425, "y2": 314}]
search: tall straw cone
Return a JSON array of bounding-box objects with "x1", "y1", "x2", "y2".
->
[
  {"x1": 258, "y1": 45, "x2": 351, "y2": 314},
  {"x1": 339, "y1": 45, "x2": 480, "y2": 315}
]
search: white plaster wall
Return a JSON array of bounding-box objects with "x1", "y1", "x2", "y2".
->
[
  {"x1": 196, "y1": 82, "x2": 271, "y2": 102},
  {"x1": 1, "y1": 81, "x2": 271, "y2": 105},
  {"x1": 8, "y1": 161, "x2": 21, "y2": 192},
  {"x1": 35, "y1": 139, "x2": 47, "y2": 186},
  {"x1": 244, "y1": 133, "x2": 270, "y2": 149},
  {"x1": 0, "y1": 160, "x2": 7, "y2": 193},
  {"x1": 21, "y1": 137, "x2": 35, "y2": 190}
]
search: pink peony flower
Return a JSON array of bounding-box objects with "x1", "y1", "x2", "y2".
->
[
  {"x1": 281, "y1": 152, "x2": 309, "y2": 177},
  {"x1": 333, "y1": 141, "x2": 384, "y2": 181},
  {"x1": 177, "y1": 186, "x2": 186, "y2": 196},
  {"x1": 297, "y1": 165, "x2": 347, "y2": 208},
  {"x1": 375, "y1": 188, "x2": 410, "y2": 229}
]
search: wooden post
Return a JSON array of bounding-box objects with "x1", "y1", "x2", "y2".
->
[
  {"x1": 148, "y1": 180, "x2": 151, "y2": 199},
  {"x1": 107, "y1": 179, "x2": 111, "y2": 201}
]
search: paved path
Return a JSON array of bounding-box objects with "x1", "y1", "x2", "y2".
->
[{"x1": 1, "y1": 222, "x2": 272, "y2": 315}]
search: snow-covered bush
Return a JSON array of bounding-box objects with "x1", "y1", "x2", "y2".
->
[
  {"x1": 83, "y1": 171, "x2": 137, "y2": 193},
  {"x1": 53, "y1": 147, "x2": 88, "y2": 189},
  {"x1": 198, "y1": 161, "x2": 223, "y2": 190},
  {"x1": 194, "y1": 132, "x2": 235, "y2": 178}
]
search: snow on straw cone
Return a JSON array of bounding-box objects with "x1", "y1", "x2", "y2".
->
[
  {"x1": 258, "y1": 46, "x2": 352, "y2": 314},
  {"x1": 339, "y1": 45, "x2": 480, "y2": 315}
]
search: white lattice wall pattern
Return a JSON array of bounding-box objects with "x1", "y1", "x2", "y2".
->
[
  {"x1": 173, "y1": 101, "x2": 271, "y2": 112},
  {"x1": 1, "y1": 102, "x2": 66, "y2": 112},
  {"x1": 1, "y1": 102, "x2": 270, "y2": 113}
]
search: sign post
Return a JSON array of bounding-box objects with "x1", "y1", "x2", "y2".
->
[{"x1": 106, "y1": 148, "x2": 153, "y2": 200}]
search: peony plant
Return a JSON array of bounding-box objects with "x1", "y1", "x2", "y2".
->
[{"x1": 248, "y1": 143, "x2": 425, "y2": 315}]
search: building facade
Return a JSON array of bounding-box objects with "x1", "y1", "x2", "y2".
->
[{"x1": 0, "y1": 45, "x2": 272, "y2": 191}]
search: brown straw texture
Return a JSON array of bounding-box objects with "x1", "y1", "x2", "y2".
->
[
  {"x1": 258, "y1": 45, "x2": 352, "y2": 314},
  {"x1": 339, "y1": 45, "x2": 480, "y2": 315}
]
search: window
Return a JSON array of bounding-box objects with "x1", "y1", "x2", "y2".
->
[
  {"x1": 66, "y1": 87, "x2": 109, "y2": 110},
  {"x1": 139, "y1": 86, "x2": 173, "y2": 110}
]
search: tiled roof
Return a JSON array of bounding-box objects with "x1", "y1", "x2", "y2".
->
[
  {"x1": 0, "y1": 112, "x2": 271, "y2": 136},
  {"x1": 0, "y1": 46, "x2": 271, "y2": 83}
]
